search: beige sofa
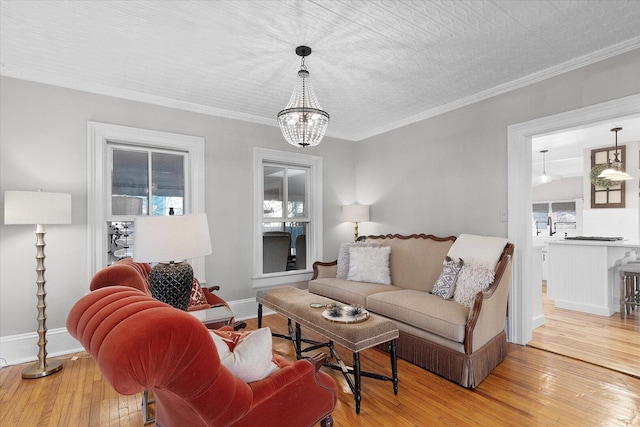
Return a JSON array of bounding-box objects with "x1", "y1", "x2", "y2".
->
[{"x1": 309, "y1": 233, "x2": 514, "y2": 388}]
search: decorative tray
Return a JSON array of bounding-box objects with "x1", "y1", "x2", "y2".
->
[{"x1": 321, "y1": 305, "x2": 369, "y2": 323}]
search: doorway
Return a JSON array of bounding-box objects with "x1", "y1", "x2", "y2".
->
[{"x1": 506, "y1": 93, "x2": 640, "y2": 346}]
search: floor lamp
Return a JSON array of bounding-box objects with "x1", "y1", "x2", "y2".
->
[
  {"x1": 4, "y1": 190, "x2": 72, "y2": 379},
  {"x1": 343, "y1": 204, "x2": 370, "y2": 241},
  {"x1": 133, "y1": 213, "x2": 212, "y2": 311}
]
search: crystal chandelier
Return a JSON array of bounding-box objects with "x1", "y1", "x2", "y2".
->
[
  {"x1": 277, "y1": 46, "x2": 329, "y2": 147},
  {"x1": 598, "y1": 127, "x2": 631, "y2": 181}
]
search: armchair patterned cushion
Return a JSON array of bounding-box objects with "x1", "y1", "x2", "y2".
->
[{"x1": 67, "y1": 286, "x2": 337, "y2": 427}]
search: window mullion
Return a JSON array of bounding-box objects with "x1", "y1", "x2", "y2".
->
[
  {"x1": 283, "y1": 167, "x2": 289, "y2": 222},
  {"x1": 147, "y1": 152, "x2": 153, "y2": 215}
]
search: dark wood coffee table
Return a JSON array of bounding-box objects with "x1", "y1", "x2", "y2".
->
[{"x1": 256, "y1": 286, "x2": 399, "y2": 414}]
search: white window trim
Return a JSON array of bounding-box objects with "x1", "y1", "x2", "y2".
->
[
  {"x1": 87, "y1": 121, "x2": 206, "y2": 282},
  {"x1": 253, "y1": 148, "x2": 323, "y2": 288}
]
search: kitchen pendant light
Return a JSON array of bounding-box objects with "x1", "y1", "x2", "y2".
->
[
  {"x1": 598, "y1": 127, "x2": 631, "y2": 181},
  {"x1": 277, "y1": 46, "x2": 329, "y2": 147},
  {"x1": 534, "y1": 149, "x2": 559, "y2": 186}
]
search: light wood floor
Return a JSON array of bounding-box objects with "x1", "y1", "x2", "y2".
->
[
  {"x1": 529, "y1": 285, "x2": 640, "y2": 378},
  {"x1": 2, "y1": 313, "x2": 639, "y2": 426}
]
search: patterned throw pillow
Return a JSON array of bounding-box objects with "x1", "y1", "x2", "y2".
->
[
  {"x1": 432, "y1": 256, "x2": 464, "y2": 299},
  {"x1": 336, "y1": 241, "x2": 380, "y2": 279},
  {"x1": 453, "y1": 263, "x2": 495, "y2": 308},
  {"x1": 209, "y1": 327, "x2": 279, "y2": 383},
  {"x1": 347, "y1": 246, "x2": 391, "y2": 285},
  {"x1": 189, "y1": 278, "x2": 208, "y2": 307}
]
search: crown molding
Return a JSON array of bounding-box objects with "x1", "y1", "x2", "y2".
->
[
  {"x1": 2, "y1": 36, "x2": 638, "y2": 143},
  {"x1": 0, "y1": 65, "x2": 279, "y2": 126},
  {"x1": 350, "y1": 36, "x2": 640, "y2": 142}
]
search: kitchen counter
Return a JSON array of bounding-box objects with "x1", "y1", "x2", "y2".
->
[
  {"x1": 549, "y1": 238, "x2": 640, "y2": 248},
  {"x1": 547, "y1": 239, "x2": 639, "y2": 316}
]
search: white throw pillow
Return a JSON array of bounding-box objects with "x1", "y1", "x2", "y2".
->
[
  {"x1": 209, "y1": 327, "x2": 279, "y2": 383},
  {"x1": 447, "y1": 234, "x2": 508, "y2": 268},
  {"x1": 453, "y1": 263, "x2": 495, "y2": 308},
  {"x1": 336, "y1": 241, "x2": 379, "y2": 279},
  {"x1": 347, "y1": 246, "x2": 391, "y2": 285}
]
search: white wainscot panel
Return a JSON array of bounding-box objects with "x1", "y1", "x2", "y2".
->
[{"x1": 547, "y1": 242, "x2": 637, "y2": 316}]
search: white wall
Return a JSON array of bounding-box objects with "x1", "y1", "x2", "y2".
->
[
  {"x1": 532, "y1": 177, "x2": 583, "y2": 202},
  {"x1": 0, "y1": 77, "x2": 357, "y2": 342}
]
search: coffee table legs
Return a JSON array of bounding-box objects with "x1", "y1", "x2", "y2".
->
[
  {"x1": 390, "y1": 339, "x2": 398, "y2": 395},
  {"x1": 285, "y1": 322, "x2": 397, "y2": 414},
  {"x1": 256, "y1": 307, "x2": 399, "y2": 414},
  {"x1": 325, "y1": 337, "x2": 397, "y2": 415},
  {"x1": 353, "y1": 352, "x2": 362, "y2": 414},
  {"x1": 291, "y1": 321, "x2": 302, "y2": 360}
]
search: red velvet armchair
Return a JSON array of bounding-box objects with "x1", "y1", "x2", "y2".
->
[{"x1": 67, "y1": 286, "x2": 337, "y2": 427}]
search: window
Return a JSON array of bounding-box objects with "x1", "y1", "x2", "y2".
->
[
  {"x1": 88, "y1": 122, "x2": 205, "y2": 280},
  {"x1": 106, "y1": 145, "x2": 187, "y2": 265},
  {"x1": 532, "y1": 201, "x2": 578, "y2": 236},
  {"x1": 263, "y1": 164, "x2": 308, "y2": 272},
  {"x1": 591, "y1": 145, "x2": 626, "y2": 208},
  {"x1": 253, "y1": 148, "x2": 322, "y2": 287}
]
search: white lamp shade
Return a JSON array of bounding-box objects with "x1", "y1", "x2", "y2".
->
[
  {"x1": 598, "y1": 167, "x2": 632, "y2": 181},
  {"x1": 112, "y1": 195, "x2": 143, "y2": 215},
  {"x1": 4, "y1": 191, "x2": 72, "y2": 225},
  {"x1": 133, "y1": 213, "x2": 212, "y2": 263},
  {"x1": 343, "y1": 204, "x2": 370, "y2": 223}
]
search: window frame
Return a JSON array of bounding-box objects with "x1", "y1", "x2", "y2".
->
[
  {"x1": 88, "y1": 122, "x2": 205, "y2": 280},
  {"x1": 252, "y1": 148, "x2": 323, "y2": 288},
  {"x1": 590, "y1": 145, "x2": 626, "y2": 208}
]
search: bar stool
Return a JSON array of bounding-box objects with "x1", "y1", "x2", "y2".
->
[{"x1": 619, "y1": 263, "x2": 640, "y2": 318}]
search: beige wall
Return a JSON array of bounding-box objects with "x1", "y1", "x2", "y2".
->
[
  {"x1": 356, "y1": 49, "x2": 640, "y2": 238},
  {"x1": 0, "y1": 77, "x2": 357, "y2": 337}
]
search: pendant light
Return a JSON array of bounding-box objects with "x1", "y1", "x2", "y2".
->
[
  {"x1": 598, "y1": 127, "x2": 631, "y2": 181},
  {"x1": 277, "y1": 46, "x2": 329, "y2": 147},
  {"x1": 534, "y1": 150, "x2": 559, "y2": 186}
]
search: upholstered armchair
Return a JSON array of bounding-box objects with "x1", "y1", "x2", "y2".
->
[
  {"x1": 90, "y1": 258, "x2": 246, "y2": 330},
  {"x1": 67, "y1": 286, "x2": 338, "y2": 427}
]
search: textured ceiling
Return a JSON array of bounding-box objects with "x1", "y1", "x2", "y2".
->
[{"x1": 1, "y1": 0, "x2": 640, "y2": 141}]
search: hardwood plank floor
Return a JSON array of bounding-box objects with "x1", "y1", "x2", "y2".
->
[
  {"x1": 1, "y1": 313, "x2": 639, "y2": 426},
  {"x1": 529, "y1": 285, "x2": 640, "y2": 378}
]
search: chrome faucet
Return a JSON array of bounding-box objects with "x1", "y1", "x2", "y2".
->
[{"x1": 547, "y1": 216, "x2": 556, "y2": 236}]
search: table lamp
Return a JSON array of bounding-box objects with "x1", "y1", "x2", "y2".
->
[
  {"x1": 4, "y1": 190, "x2": 72, "y2": 379},
  {"x1": 343, "y1": 204, "x2": 370, "y2": 241},
  {"x1": 133, "y1": 213, "x2": 212, "y2": 311}
]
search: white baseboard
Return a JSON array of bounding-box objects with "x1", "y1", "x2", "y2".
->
[
  {"x1": 0, "y1": 328, "x2": 84, "y2": 367},
  {"x1": 532, "y1": 314, "x2": 546, "y2": 329},
  {"x1": 553, "y1": 299, "x2": 613, "y2": 317},
  {"x1": 228, "y1": 297, "x2": 273, "y2": 321},
  {"x1": 0, "y1": 297, "x2": 268, "y2": 367}
]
